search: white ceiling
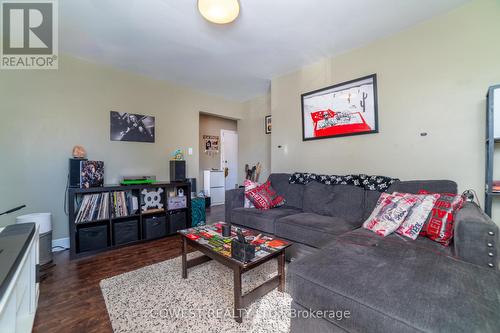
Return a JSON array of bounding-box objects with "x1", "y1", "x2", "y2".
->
[{"x1": 61, "y1": 0, "x2": 468, "y2": 101}]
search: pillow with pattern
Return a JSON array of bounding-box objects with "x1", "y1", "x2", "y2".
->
[
  {"x1": 393, "y1": 192, "x2": 441, "y2": 240},
  {"x1": 245, "y1": 180, "x2": 285, "y2": 210},
  {"x1": 418, "y1": 190, "x2": 464, "y2": 246},
  {"x1": 363, "y1": 193, "x2": 420, "y2": 237},
  {"x1": 243, "y1": 179, "x2": 258, "y2": 208}
]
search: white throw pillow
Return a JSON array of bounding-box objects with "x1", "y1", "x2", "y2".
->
[
  {"x1": 363, "y1": 193, "x2": 419, "y2": 237},
  {"x1": 243, "y1": 180, "x2": 258, "y2": 208},
  {"x1": 395, "y1": 192, "x2": 441, "y2": 240}
]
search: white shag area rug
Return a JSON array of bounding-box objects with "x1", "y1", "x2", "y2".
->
[{"x1": 100, "y1": 252, "x2": 292, "y2": 333}]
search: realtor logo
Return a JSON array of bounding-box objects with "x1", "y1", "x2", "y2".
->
[{"x1": 1, "y1": 0, "x2": 58, "y2": 69}]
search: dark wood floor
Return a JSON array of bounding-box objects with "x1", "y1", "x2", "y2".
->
[{"x1": 33, "y1": 205, "x2": 225, "y2": 333}]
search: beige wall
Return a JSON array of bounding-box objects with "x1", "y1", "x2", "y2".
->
[
  {"x1": 0, "y1": 55, "x2": 245, "y2": 239},
  {"x1": 199, "y1": 113, "x2": 237, "y2": 189},
  {"x1": 2, "y1": 0, "x2": 499, "y2": 240},
  {"x1": 271, "y1": 0, "x2": 500, "y2": 224},
  {"x1": 239, "y1": 93, "x2": 272, "y2": 184}
]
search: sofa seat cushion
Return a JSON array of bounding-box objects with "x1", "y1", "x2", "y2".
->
[
  {"x1": 288, "y1": 231, "x2": 500, "y2": 333},
  {"x1": 231, "y1": 206, "x2": 301, "y2": 234},
  {"x1": 275, "y1": 213, "x2": 356, "y2": 248},
  {"x1": 337, "y1": 227, "x2": 452, "y2": 256}
]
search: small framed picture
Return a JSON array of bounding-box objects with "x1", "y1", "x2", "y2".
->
[{"x1": 265, "y1": 115, "x2": 272, "y2": 134}]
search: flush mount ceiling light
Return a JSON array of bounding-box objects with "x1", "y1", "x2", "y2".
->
[{"x1": 198, "y1": 0, "x2": 240, "y2": 24}]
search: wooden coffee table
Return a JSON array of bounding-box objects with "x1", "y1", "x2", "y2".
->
[{"x1": 178, "y1": 222, "x2": 291, "y2": 323}]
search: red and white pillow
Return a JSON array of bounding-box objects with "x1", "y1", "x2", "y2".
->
[
  {"x1": 418, "y1": 190, "x2": 464, "y2": 246},
  {"x1": 363, "y1": 189, "x2": 464, "y2": 244},
  {"x1": 362, "y1": 193, "x2": 420, "y2": 237},
  {"x1": 245, "y1": 180, "x2": 285, "y2": 210},
  {"x1": 394, "y1": 192, "x2": 441, "y2": 240},
  {"x1": 243, "y1": 180, "x2": 258, "y2": 208}
]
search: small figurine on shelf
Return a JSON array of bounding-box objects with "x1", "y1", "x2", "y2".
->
[
  {"x1": 171, "y1": 149, "x2": 184, "y2": 161},
  {"x1": 72, "y1": 145, "x2": 87, "y2": 159}
]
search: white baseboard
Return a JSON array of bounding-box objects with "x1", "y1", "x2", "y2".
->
[{"x1": 52, "y1": 237, "x2": 70, "y2": 252}]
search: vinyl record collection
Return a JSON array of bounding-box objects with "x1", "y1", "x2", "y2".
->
[
  {"x1": 112, "y1": 191, "x2": 138, "y2": 217},
  {"x1": 75, "y1": 193, "x2": 109, "y2": 223}
]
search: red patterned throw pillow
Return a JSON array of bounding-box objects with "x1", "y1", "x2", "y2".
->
[
  {"x1": 362, "y1": 193, "x2": 420, "y2": 237},
  {"x1": 418, "y1": 190, "x2": 464, "y2": 246},
  {"x1": 245, "y1": 180, "x2": 285, "y2": 210}
]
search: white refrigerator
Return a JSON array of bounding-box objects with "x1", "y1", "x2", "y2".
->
[{"x1": 203, "y1": 170, "x2": 225, "y2": 206}]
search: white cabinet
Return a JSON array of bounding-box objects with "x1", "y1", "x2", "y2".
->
[
  {"x1": 0, "y1": 225, "x2": 39, "y2": 333},
  {"x1": 204, "y1": 170, "x2": 225, "y2": 206}
]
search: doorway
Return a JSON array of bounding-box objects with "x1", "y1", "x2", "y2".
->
[
  {"x1": 199, "y1": 113, "x2": 238, "y2": 195},
  {"x1": 220, "y1": 129, "x2": 238, "y2": 190}
]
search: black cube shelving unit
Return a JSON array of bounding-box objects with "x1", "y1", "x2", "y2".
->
[
  {"x1": 68, "y1": 181, "x2": 191, "y2": 259},
  {"x1": 485, "y1": 84, "x2": 500, "y2": 217}
]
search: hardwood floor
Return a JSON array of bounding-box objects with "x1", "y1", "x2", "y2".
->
[{"x1": 33, "y1": 205, "x2": 225, "y2": 333}]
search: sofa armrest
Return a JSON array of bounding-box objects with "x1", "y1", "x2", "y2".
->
[
  {"x1": 225, "y1": 188, "x2": 244, "y2": 224},
  {"x1": 454, "y1": 202, "x2": 499, "y2": 270}
]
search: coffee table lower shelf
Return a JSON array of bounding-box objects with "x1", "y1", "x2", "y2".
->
[{"x1": 181, "y1": 237, "x2": 286, "y2": 323}]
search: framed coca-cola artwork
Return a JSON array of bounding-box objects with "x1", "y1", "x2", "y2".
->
[{"x1": 301, "y1": 74, "x2": 378, "y2": 141}]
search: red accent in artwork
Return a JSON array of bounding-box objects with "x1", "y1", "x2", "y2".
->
[{"x1": 310, "y1": 109, "x2": 372, "y2": 138}]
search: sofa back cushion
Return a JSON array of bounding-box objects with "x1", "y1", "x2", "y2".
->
[
  {"x1": 268, "y1": 173, "x2": 304, "y2": 209},
  {"x1": 388, "y1": 180, "x2": 457, "y2": 194},
  {"x1": 363, "y1": 190, "x2": 382, "y2": 219},
  {"x1": 303, "y1": 182, "x2": 365, "y2": 223}
]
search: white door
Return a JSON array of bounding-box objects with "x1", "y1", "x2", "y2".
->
[{"x1": 221, "y1": 129, "x2": 238, "y2": 190}]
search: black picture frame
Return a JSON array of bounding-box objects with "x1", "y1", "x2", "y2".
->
[
  {"x1": 301, "y1": 74, "x2": 378, "y2": 141},
  {"x1": 265, "y1": 115, "x2": 272, "y2": 134},
  {"x1": 110, "y1": 111, "x2": 155, "y2": 143}
]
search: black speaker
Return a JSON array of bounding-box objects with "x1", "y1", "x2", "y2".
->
[
  {"x1": 69, "y1": 158, "x2": 87, "y2": 188},
  {"x1": 170, "y1": 160, "x2": 186, "y2": 181}
]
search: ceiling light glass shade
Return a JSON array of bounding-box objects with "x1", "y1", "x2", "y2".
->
[{"x1": 198, "y1": 0, "x2": 240, "y2": 24}]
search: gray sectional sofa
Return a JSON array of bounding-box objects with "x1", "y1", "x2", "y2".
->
[{"x1": 225, "y1": 173, "x2": 500, "y2": 333}]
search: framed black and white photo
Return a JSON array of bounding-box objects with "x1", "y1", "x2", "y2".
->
[
  {"x1": 301, "y1": 74, "x2": 378, "y2": 141},
  {"x1": 110, "y1": 111, "x2": 155, "y2": 143},
  {"x1": 265, "y1": 115, "x2": 272, "y2": 134},
  {"x1": 203, "y1": 135, "x2": 219, "y2": 153}
]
